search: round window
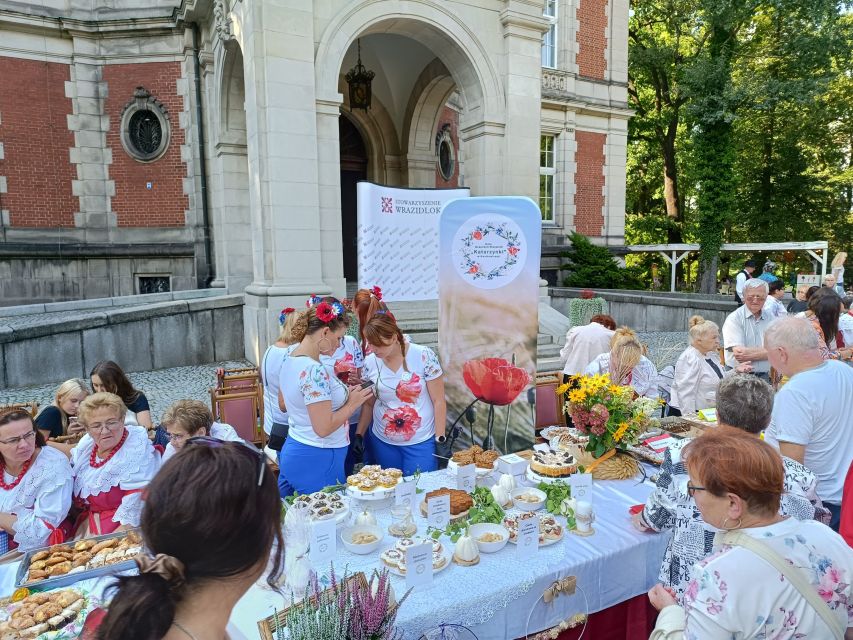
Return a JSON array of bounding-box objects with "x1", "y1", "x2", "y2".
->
[
  {"x1": 438, "y1": 138, "x2": 455, "y2": 181},
  {"x1": 119, "y1": 87, "x2": 171, "y2": 163},
  {"x1": 128, "y1": 111, "x2": 163, "y2": 157}
]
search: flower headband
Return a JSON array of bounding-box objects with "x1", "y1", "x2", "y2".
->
[
  {"x1": 315, "y1": 300, "x2": 346, "y2": 324},
  {"x1": 370, "y1": 286, "x2": 383, "y2": 301},
  {"x1": 306, "y1": 294, "x2": 323, "y2": 308},
  {"x1": 279, "y1": 307, "x2": 296, "y2": 325}
]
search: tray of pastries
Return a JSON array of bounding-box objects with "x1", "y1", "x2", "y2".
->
[
  {"x1": 289, "y1": 491, "x2": 350, "y2": 525},
  {"x1": 16, "y1": 530, "x2": 143, "y2": 590},
  {"x1": 419, "y1": 488, "x2": 473, "y2": 522},
  {"x1": 447, "y1": 446, "x2": 499, "y2": 476},
  {"x1": 0, "y1": 589, "x2": 91, "y2": 640},
  {"x1": 380, "y1": 537, "x2": 451, "y2": 576},
  {"x1": 345, "y1": 465, "x2": 403, "y2": 499},
  {"x1": 503, "y1": 512, "x2": 564, "y2": 546}
]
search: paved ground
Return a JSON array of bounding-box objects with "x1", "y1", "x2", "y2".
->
[{"x1": 0, "y1": 332, "x2": 688, "y2": 422}]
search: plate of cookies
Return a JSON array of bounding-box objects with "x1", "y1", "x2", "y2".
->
[
  {"x1": 345, "y1": 465, "x2": 403, "y2": 499},
  {"x1": 289, "y1": 491, "x2": 350, "y2": 525},
  {"x1": 447, "y1": 445, "x2": 499, "y2": 477},
  {"x1": 15, "y1": 530, "x2": 143, "y2": 590},
  {"x1": 379, "y1": 537, "x2": 452, "y2": 577},
  {"x1": 0, "y1": 589, "x2": 92, "y2": 640}
]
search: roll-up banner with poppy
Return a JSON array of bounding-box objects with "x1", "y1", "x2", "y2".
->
[{"x1": 438, "y1": 197, "x2": 541, "y2": 454}]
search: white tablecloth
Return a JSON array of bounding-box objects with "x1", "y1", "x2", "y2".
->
[{"x1": 0, "y1": 467, "x2": 670, "y2": 640}]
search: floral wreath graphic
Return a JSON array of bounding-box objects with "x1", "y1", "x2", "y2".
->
[{"x1": 459, "y1": 222, "x2": 522, "y2": 281}]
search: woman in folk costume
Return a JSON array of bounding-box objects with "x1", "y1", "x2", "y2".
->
[
  {"x1": 0, "y1": 408, "x2": 73, "y2": 552},
  {"x1": 71, "y1": 392, "x2": 160, "y2": 536}
]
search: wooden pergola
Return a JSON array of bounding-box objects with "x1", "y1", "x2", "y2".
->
[{"x1": 625, "y1": 241, "x2": 829, "y2": 292}]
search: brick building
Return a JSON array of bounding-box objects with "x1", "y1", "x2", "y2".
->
[{"x1": 0, "y1": 0, "x2": 629, "y2": 350}]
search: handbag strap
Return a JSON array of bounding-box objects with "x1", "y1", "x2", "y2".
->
[{"x1": 717, "y1": 530, "x2": 845, "y2": 639}]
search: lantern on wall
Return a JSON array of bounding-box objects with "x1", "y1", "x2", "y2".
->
[{"x1": 345, "y1": 39, "x2": 375, "y2": 111}]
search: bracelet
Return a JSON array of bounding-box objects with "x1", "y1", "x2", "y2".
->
[{"x1": 435, "y1": 435, "x2": 447, "y2": 444}]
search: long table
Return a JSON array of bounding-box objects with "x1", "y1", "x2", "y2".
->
[{"x1": 0, "y1": 468, "x2": 670, "y2": 639}]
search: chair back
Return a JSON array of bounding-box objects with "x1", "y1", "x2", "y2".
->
[
  {"x1": 0, "y1": 402, "x2": 39, "y2": 418},
  {"x1": 534, "y1": 372, "x2": 566, "y2": 434},
  {"x1": 210, "y1": 387, "x2": 265, "y2": 446}
]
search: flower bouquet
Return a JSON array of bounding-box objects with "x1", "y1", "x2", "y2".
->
[{"x1": 560, "y1": 373, "x2": 655, "y2": 462}]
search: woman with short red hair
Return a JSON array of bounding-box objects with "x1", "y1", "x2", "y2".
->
[{"x1": 649, "y1": 427, "x2": 853, "y2": 639}]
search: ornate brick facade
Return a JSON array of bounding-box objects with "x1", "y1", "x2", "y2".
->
[
  {"x1": 573, "y1": 130, "x2": 606, "y2": 235},
  {"x1": 576, "y1": 0, "x2": 609, "y2": 80}
]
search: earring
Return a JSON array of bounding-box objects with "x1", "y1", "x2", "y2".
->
[
  {"x1": 318, "y1": 337, "x2": 332, "y2": 353},
  {"x1": 721, "y1": 517, "x2": 742, "y2": 531}
]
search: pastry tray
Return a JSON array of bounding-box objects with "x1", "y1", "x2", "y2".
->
[{"x1": 15, "y1": 530, "x2": 141, "y2": 591}]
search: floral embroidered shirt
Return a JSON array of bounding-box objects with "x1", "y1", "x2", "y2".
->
[
  {"x1": 280, "y1": 355, "x2": 349, "y2": 448},
  {"x1": 681, "y1": 518, "x2": 853, "y2": 639},
  {"x1": 363, "y1": 342, "x2": 443, "y2": 446}
]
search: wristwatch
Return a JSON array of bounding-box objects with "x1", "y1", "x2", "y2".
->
[{"x1": 435, "y1": 435, "x2": 447, "y2": 443}]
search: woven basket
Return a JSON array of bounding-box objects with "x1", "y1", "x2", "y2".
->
[{"x1": 569, "y1": 446, "x2": 641, "y2": 480}]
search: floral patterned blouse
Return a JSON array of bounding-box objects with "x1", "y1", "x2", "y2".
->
[{"x1": 679, "y1": 518, "x2": 853, "y2": 638}]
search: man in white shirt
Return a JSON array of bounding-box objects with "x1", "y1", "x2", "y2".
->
[
  {"x1": 559, "y1": 315, "x2": 615, "y2": 378},
  {"x1": 722, "y1": 279, "x2": 772, "y2": 381},
  {"x1": 734, "y1": 259, "x2": 756, "y2": 305},
  {"x1": 763, "y1": 316, "x2": 853, "y2": 529},
  {"x1": 840, "y1": 296, "x2": 853, "y2": 347}
]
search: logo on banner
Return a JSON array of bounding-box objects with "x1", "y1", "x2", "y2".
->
[
  {"x1": 381, "y1": 196, "x2": 394, "y2": 214},
  {"x1": 452, "y1": 214, "x2": 526, "y2": 289}
]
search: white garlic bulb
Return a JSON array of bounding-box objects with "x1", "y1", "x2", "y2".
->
[
  {"x1": 490, "y1": 484, "x2": 511, "y2": 507},
  {"x1": 498, "y1": 473, "x2": 516, "y2": 493}
]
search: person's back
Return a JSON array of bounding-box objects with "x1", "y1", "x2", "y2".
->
[
  {"x1": 765, "y1": 359, "x2": 853, "y2": 506},
  {"x1": 560, "y1": 321, "x2": 614, "y2": 376}
]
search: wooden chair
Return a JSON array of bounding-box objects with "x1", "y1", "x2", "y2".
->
[
  {"x1": 534, "y1": 372, "x2": 567, "y2": 436},
  {"x1": 0, "y1": 402, "x2": 39, "y2": 418},
  {"x1": 210, "y1": 387, "x2": 265, "y2": 446},
  {"x1": 218, "y1": 367, "x2": 261, "y2": 392}
]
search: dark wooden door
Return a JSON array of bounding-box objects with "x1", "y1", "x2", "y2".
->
[{"x1": 339, "y1": 116, "x2": 368, "y2": 282}]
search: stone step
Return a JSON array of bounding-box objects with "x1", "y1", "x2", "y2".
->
[{"x1": 537, "y1": 356, "x2": 564, "y2": 373}]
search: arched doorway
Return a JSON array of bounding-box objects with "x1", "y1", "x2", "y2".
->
[{"x1": 339, "y1": 115, "x2": 367, "y2": 282}]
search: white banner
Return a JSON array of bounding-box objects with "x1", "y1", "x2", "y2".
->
[{"x1": 357, "y1": 182, "x2": 469, "y2": 301}]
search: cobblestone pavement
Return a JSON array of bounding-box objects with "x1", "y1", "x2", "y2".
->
[
  {"x1": 0, "y1": 331, "x2": 688, "y2": 422},
  {"x1": 0, "y1": 360, "x2": 253, "y2": 422}
]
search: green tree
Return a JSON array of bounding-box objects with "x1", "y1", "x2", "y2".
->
[{"x1": 561, "y1": 233, "x2": 645, "y2": 289}]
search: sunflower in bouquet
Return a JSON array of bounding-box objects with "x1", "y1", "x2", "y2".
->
[{"x1": 561, "y1": 373, "x2": 654, "y2": 459}]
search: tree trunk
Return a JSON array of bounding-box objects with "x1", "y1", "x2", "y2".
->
[
  {"x1": 662, "y1": 121, "x2": 684, "y2": 246},
  {"x1": 700, "y1": 255, "x2": 719, "y2": 294}
]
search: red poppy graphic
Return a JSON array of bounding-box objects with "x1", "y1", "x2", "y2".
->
[
  {"x1": 472, "y1": 230, "x2": 483, "y2": 240},
  {"x1": 382, "y1": 406, "x2": 421, "y2": 441},
  {"x1": 507, "y1": 246, "x2": 519, "y2": 256},
  {"x1": 315, "y1": 302, "x2": 336, "y2": 323},
  {"x1": 462, "y1": 358, "x2": 530, "y2": 406},
  {"x1": 334, "y1": 352, "x2": 356, "y2": 382},
  {"x1": 396, "y1": 373, "x2": 422, "y2": 403},
  {"x1": 468, "y1": 264, "x2": 480, "y2": 274}
]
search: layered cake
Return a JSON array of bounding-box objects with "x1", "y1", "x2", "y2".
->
[{"x1": 530, "y1": 449, "x2": 578, "y2": 478}]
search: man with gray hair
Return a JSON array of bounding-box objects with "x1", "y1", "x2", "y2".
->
[
  {"x1": 764, "y1": 316, "x2": 853, "y2": 529},
  {"x1": 634, "y1": 373, "x2": 823, "y2": 598},
  {"x1": 722, "y1": 278, "x2": 772, "y2": 380}
]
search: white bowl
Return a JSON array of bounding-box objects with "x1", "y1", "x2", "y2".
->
[
  {"x1": 512, "y1": 487, "x2": 546, "y2": 511},
  {"x1": 468, "y1": 523, "x2": 510, "y2": 553},
  {"x1": 340, "y1": 525, "x2": 383, "y2": 554}
]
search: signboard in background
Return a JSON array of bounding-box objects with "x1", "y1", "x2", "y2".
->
[
  {"x1": 797, "y1": 274, "x2": 821, "y2": 288},
  {"x1": 438, "y1": 197, "x2": 541, "y2": 455},
  {"x1": 357, "y1": 182, "x2": 469, "y2": 301}
]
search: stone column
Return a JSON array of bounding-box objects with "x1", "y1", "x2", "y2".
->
[
  {"x1": 240, "y1": 0, "x2": 331, "y2": 362},
  {"x1": 499, "y1": 2, "x2": 550, "y2": 199},
  {"x1": 315, "y1": 98, "x2": 346, "y2": 300}
]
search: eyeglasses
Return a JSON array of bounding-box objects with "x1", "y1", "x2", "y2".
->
[
  {"x1": 166, "y1": 431, "x2": 188, "y2": 442},
  {"x1": 186, "y1": 436, "x2": 266, "y2": 487},
  {"x1": 687, "y1": 484, "x2": 707, "y2": 498},
  {"x1": 744, "y1": 295, "x2": 767, "y2": 302},
  {"x1": 86, "y1": 419, "x2": 123, "y2": 434},
  {"x1": 0, "y1": 430, "x2": 36, "y2": 446}
]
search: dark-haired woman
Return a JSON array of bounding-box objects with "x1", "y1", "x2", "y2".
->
[
  {"x1": 277, "y1": 300, "x2": 373, "y2": 496},
  {"x1": 72, "y1": 393, "x2": 160, "y2": 536},
  {"x1": 91, "y1": 439, "x2": 283, "y2": 640},
  {"x1": 356, "y1": 313, "x2": 447, "y2": 475},
  {"x1": 90, "y1": 360, "x2": 153, "y2": 431},
  {"x1": 802, "y1": 288, "x2": 853, "y2": 361},
  {"x1": 0, "y1": 409, "x2": 72, "y2": 551}
]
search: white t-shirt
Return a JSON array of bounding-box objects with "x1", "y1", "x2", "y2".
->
[
  {"x1": 764, "y1": 360, "x2": 853, "y2": 504},
  {"x1": 261, "y1": 343, "x2": 296, "y2": 432},
  {"x1": 321, "y1": 335, "x2": 364, "y2": 425},
  {"x1": 280, "y1": 355, "x2": 349, "y2": 448},
  {"x1": 362, "y1": 342, "x2": 443, "y2": 446},
  {"x1": 160, "y1": 422, "x2": 243, "y2": 465}
]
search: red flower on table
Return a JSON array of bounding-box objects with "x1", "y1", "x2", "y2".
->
[
  {"x1": 315, "y1": 302, "x2": 336, "y2": 323},
  {"x1": 382, "y1": 406, "x2": 421, "y2": 441},
  {"x1": 462, "y1": 358, "x2": 530, "y2": 406},
  {"x1": 472, "y1": 230, "x2": 483, "y2": 240},
  {"x1": 396, "y1": 373, "x2": 422, "y2": 403}
]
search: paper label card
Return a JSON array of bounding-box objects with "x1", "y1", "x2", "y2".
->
[
  {"x1": 309, "y1": 518, "x2": 337, "y2": 565},
  {"x1": 395, "y1": 480, "x2": 416, "y2": 507},
  {"x1": 456, "y1": 463, "x2": 476, "y2": 492},
  {"x1": 569, "y1": 474, "x2": 593, "y2": 506},
  {"x1": 427, "y1": 494, "x2": 451, "y2": 529},
  {"x1": 516, "y1": 517, "x2": 539, "y2": 559},
  {"x1": 643, "y1": 434, "x2": 679, "y2": 453},
  {"x1": 405, "y1": 542, "x2": 434, "y2": 590}
]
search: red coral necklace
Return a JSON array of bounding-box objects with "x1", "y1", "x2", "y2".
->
[
  {"x1": 0, "y1": 455, "x2": 34, "y2": 491},
  {"x1": 90, "y1": 429, "x2": 128, "y2": 469}
]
